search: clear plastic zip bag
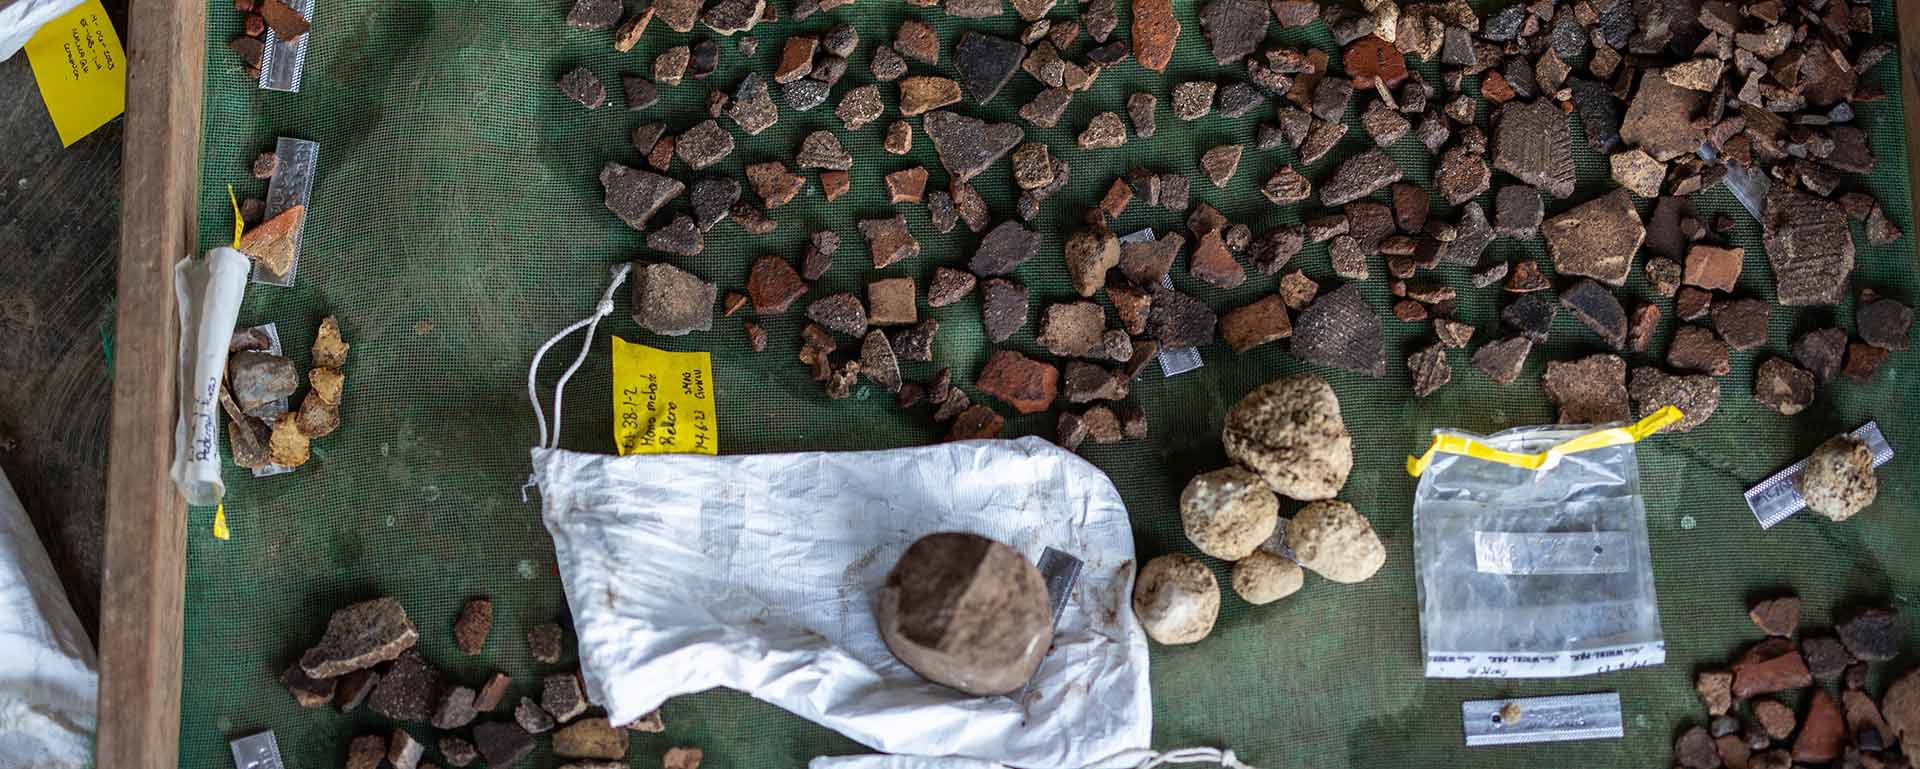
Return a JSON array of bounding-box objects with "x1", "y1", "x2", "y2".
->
[{"x1": 1408, "y1": 408, "x2": 1679, "y2": 678}]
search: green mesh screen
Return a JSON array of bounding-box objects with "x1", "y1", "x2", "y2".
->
[{"x1": 183, "y1": 1, "x2": 1920, "y2": 767}]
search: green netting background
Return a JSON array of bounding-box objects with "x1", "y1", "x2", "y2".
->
[{"x1": 183, "y1": 0, "x2": 1920, "y2": 767}]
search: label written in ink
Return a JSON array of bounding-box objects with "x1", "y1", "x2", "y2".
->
[
  {"x1": 611, "y1": 336, "x2": 717, "y2": 456},
  {"x1": 24, "y1": 0, "x2": 126, "y2": 147}
]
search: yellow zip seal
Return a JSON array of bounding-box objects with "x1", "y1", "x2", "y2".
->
[{"x1": 1406, "y1": 406, "x2": 1683, "y2": 477}]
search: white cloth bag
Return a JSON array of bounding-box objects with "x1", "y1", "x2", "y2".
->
[
  {"x1": 525, "y1": 265, "x2": 1151, "y2": 769},
  {"x1": 531, "y1": 439, "x2": 1151, "y2": 768},
  {"x1": 0, "y1": 467, "x2": 96, "y2": 768}
]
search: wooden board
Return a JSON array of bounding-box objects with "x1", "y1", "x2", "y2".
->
[
  {"x1": 1903, "y1": 0, "x2": 1920, "y2": 269},
  {"x1": 97, "y1": 0, "x2": 204, "y2": 765}
]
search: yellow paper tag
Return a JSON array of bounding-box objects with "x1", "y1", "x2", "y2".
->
[
  {"x1": 611, "y1": 336, "x2": 717, "y2": 455},
  {"x1": 212, "y1": 503, "x2": 231, "y2": 540},
  {"x1": 23, "y1": 0, "x2": 126, "y2": 147}
]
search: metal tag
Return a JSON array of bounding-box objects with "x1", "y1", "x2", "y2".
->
[
  {"x1": 1746, "y1": 421, "x2": 1893, "y2": 529},
  {"x1": 250, "y1": 137, "x2": 320, "y2": 286},
  {"x1": 1117, "y1": 229, "x2": 1202, "y2": 377},
  {"x1": 1697, "y1": 144, "x2": 1768, "y2": 221},
  {"x1": 231, "y1": 731, "x2": 286, "y2": 769},
  {"x1": 256, "y1": 0, "x2": 313, "y2": 92},
  {"x1": 1017, "y1": 547, "x2": 1084, "y2": 704},
  {"x1": 1472, "y1": 531, "x2": 1632, "y2": 576},
  {"x1": 1462, "y1": 692, "x2": 1623, "y2": 747}
]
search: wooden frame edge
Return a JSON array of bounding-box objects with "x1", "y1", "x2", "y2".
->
[
  {"x1": 1902, "y1": 0, "x2": 1920, "y2": 271},
  {"x1": 99, "y1": 0, "x2": 204, "y2": 765}
]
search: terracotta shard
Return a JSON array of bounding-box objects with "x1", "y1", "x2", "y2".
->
[
  {"x1": 1320, "y1": 149, "x2": 1403, "y2": 207},
  {"x1": 976, "y1": 350, "x2": 1058, "y2": 413},
  {"x1": 1292, "y1": 284, "x2": 1385, "y2": 377},
  {"x1": 1491, "y1": 99, "x2": 1575, "y2": 198},
  {"x1": 1621, "y1": 72, "x2": 1706, "y2": 161},
  {"x1": 1544, "y1": 189, "x2": 1644, "y2": 286},
  {"x1": 1131, "y1": 0, "x2": 1181, "y2": 72}
]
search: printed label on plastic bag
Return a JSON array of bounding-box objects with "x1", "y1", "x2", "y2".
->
[
  {"x1": 1473, "y1": 531, "x2": 1632, "y2": 575},
  {"x1": 610, "y1": 336, "x2": 716, "y2": 455}
]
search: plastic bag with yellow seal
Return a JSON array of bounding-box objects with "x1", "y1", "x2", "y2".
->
[{"x1": 1407, "y1": 408, "x2": 1680, "y2": 679}]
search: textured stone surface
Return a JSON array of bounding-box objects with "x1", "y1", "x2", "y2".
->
[
  {"x1": 1561, "y1": 279, "x2": 1627, "y2": 350},
  {"x1": 1220, "y1": 295, "x2": 1292, "y2": 352},
  {"x1": 1198, "y1": 0, "x2": 1268, "y2": 64},
  {"x1": 1491, "y1": 99, "x2": 1575, "y2": 198},
  {"x1": 1131, "y1": 0, "x2": 1180, "y2": 72},
  {"x1": 1668, "y1": 325, "x2": 1730, "y2": 376},
  {"x1": 924, "y1": 110, "x2": 1023, "y2": 181},
  {"x1": 1292, "y1": 285, "x2": 1385, "y2": 377},
  {"x1": 675, "y1": 119, "x2": 736, "y2": 169},
  {"x1": 1434, "y1": 146, "x2": 1490, "y2": 205},
  {"x1": 1859, "y1": 292, "x2": 1915, "y2": 351},
  {"x1": 1119, "y1": 231, "x2": 1182, "y2": 286},
  {"x1": 1472, "y1": 336, "x2": 1532, "y2": 385},
  {"x1": 968, "y1": 220, "x2": 1040, "y2": 276},
  {"x1": 1754, "y1": 358, "x2": 1815, "y2": 416},
  {"x1": 1148, "y1": 287, "x2": 1217, "y2": 349},
  {"x1": 1621, "y1": 72, "x2": 1706, "y2": 161},
  {"x1": 1543, "y1": 354, "x2": 1629, "y2": 424},
  {"x1": 1544, "y1": 189, "x2": 1643, "y2": 286},
  {"x1": 858, "y1": 215, "x2": 919, "y2": 268},
  {"x1": 1629, "y1": 367, "x2": 1719, "y2": 433},
  {"x1": 1319, "y1": 149, "x2": 1402, "y2": 207},
  {"x1": 1712, "y1": 298, "x2": 1770, "y2": 351},
  {"x1": 1407, "y1": 342, "x2": 1451, "y2": 397},
  {"x1": 899, "y1": 76, "x2": 963, "y2": 116},
  {"x1": 600, "y1": 163, "x2": 685, "y2": 231},
  {"x1": 981, "y1": 279, "x2": 1028, "y2": 342},
  {"x1": 976, "y1": 350, "x2": 1058, "y2": 414}
]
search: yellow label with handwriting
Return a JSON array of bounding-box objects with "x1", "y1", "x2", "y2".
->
[
  {"x1": 611, "y1": 336, "x2": 717, "y2": 455},
  {"x1": 24, "y1": 0, "x2": 126, "y2": 147}
]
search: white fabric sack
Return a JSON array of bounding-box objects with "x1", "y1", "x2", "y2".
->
[
  {"x1": 531, "y1": 437, "x2": 1152, "y2": 769},
  {"x1": 0, "y1": 467, "x2": 97, "y2": 768},
  {"x1": 0, "y1": 0, "x2": 83, "y2": 61}
]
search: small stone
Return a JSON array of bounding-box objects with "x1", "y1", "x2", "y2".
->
[
  {"x1": 1844, "y1": 341, "x2": 1889, "y2": 383},
  {"x1": 1543, "y1": 189, "x2": 1643, "y2": 286},
  {"x1": 927, "y1": 267, "x2": 975, "y2": 307},
  {"x1": 1392, "y1": 183, "x2": 1429, "y2": 232},
  {"x1": 1865, "y1": 206, "x2": 1902, "y2": 246},
  {"x1": 1077, "y1": 111, "x2": 1127, "y2": 150},
  {"x1": 857, "y1": 215, "x2": 918, "y2": 268},
  {"x1": 860, "y1": 331, "x2": 902, "y2": 392},
  {"x1": 1859, "y1": 293, "x2": 1914, "y2": 351},
  {"x1": 1696, "y1": 671, "x2": 1734, "y2": 716},
  {"x1": 453, "y1": 599, "x2": 492, "y2": 656},
  {"x1": 870, "y1": 44, "x2": 906, "y2": 82},
  {"x1": 1676, "y1": 727, "x2": 1719, "y2": 769},
  {"x1": 899, "y1": 76, "x2": 963, "y2": 117},
  {"x1": 1391, "y1": 300, "x2": 1427, "y2": 322},
  {"x1": 1502, "y1": 292, "x2": 1557, "y2": 342},
  {"x1": 1434, "y1": 146, "x2": 1491, "y2": 205},
  {"x1": 1434, "y1": 317, "x2": 1473, "y2": 349},
  {"x1": 1676, "y1": 287, "x2": 1712, "y2": 321},
  {"x1": 527, "y1": 623, "x2": 565, "y2": 663},
  {"x1": 1065, "y1": 228, "x2": 1121, "y2": 297},
  {"x1": 1293, "y1": 284, "x2": 1386, "y2": 377},
  {"x1": 946, "y1": 0, "x2": 1003, "y2": 17},
  {"x1": 976, "y1": 350, "x2": 1058, "y2": 414},
  {"x1": 1118, "y1": 231, "x2": 1182, "y2": 286},
  {"x1": 1629, "y1": 367, "x2": 1719, "y2": 433},
  {"x1": 368, "y1": 651, "x2": 440, "y2": 722},
  {"x1": 1301, "y1": 117, "x2": 1350, "y2": 164},
  {"x1": 834, "y1": 84, "x2": 883, "y2": 130},
  {"x1": 1621, "y1": 70, "x2": 1706, "y2": 161},
  {"x1": 701, "y1": 0, "x2": 762, "y2": 35},
  {"x1": 1200, "y1": 145, "x2": 1242, "y2": 188},
  {"x1": 1836, "y1": 607, "x2": 1900, "y2": 661},
  {"x1": 1198, "y1": 0, "x2": 1268, "y2": 64},
  {"x1": 883, "y1": 167, "x2": 928, "y2": 205},
  {"x1": 1170, "y1": 81, "x2": 1215, "y2": 121},
  {"x1": 1320, "y1": 149, "x2": 1402, "y2": 207},
  {"x1": 795, "y1": 131, "x2": 853, "y2": 171},
  {"x1": 542, "y1": 672, "x2": 589, "y2": 723},
  {"x1": 1311, "y1": 76, "x2": 1354, "y2": 122},
  {"x1": 1221, "y1": 295, "x2": 1293, "y2": 353},
  {"x1": 924, "y1": 110, "x2": 1023, "y2": 182},
  {"x1": 1543, "y1": 353, "x2": 1630, "y2": 424},
  {"x1": 473, "y1": 722, "x2": 535, "y2": 769},
  {"x1": 775, "y1": 37, "x2": 817, "y2": 83},
  {"x1": 675, "y1": 120, "x2": 735, "y2": 170},
  {"x1": 969, "y1": 220, "x2": 1039, "y2": 276},
  {"x1": 1017, "y1": 88, "x2": 1073, "y2": 128},
  {"x1": 689, "y1": 178, "x2": 740, "y2": 232},
  {"x1": 630, "y1": 262, "x2": 716, "y2": 337},
  {"x1": 662, "y1": 747, "x2": 705, "y2": 769},
  {"x1": 981, "y1": 279, "x2": 1029, "y2": 342},
  {"x1": 472, "y1": 672, "x2": 509, "y2": 712},
  {"x1": 893, "y1": 19, "x2": 939, "y2": 64},
  {"x1": 1711, "y1": 298, "x2": 1769, "y2": 350},
  {"x1": 1667, "y1": 325, "x2": 1730, "y2": 376},
  {"x1": 1491, "y1": 99, "x2": 1576, "y2": 198},
  {"x1": 646, "y1": 214, "x2": 703, "y2": 257},
  {"x1": 1561, "y1": 279, "x2": 1627, "y2": 349},
  {"x1": 553, "y1": 717, "x2": 627, "y2": 760},
  {"x1": 1061, "y1": 361, "x2": 1128, "y2": 403},
  {"x1": 1362, "y1": 100, "x2": 1410, "y2": 146},
  {"x1": 1260, "y1": 167, "x2": 1312, "y2": 206},
  {"x1": 556, "y1": 66, "x2": 606, "y2": 109},
  {"x1": 1329, "y1": 236, "x2": 1368, "y2": 280},
  {"x1": 1745, "y1": 595, "x2": 1801, "y2": 637},
  {"x1": 744, "y1": 322, "x2": 766, "y2": 352},
  {"x1": 1109, "y1": 286, "x2": 1151, "y2": 334},
  {"x1": 1191, "y1": 231, "x2": 1245, "y2": 288},
  {"x1": 1253, "y1": 227, "x2": 1305, "y2": 275},
  {"x1": 1472, "y1": 336, "x2": 1532, "y2": 385},
  {"x1": 1010, "y1": 142, "x2": 1054, "y2": 191},
  {"x1": 432, "y1": 687, "x2": 479, "y2": 730},
  {"x1": 1131, "y1": 0, "x2": 1180, "y2": 71},
  {"x1": 653, "y1": 45, "x2": 690, "y2": 85},
  {"x1": 599, "y1": 163, "x2": 685, "y2": 231},
  {"x1": 807, "y1": 293, "x2": 868, "y2": 338},
  {"x1": 300, "y1": 597, "x2": 419, "y2": 679},
  {"x1": 1793, "y1": 689, "x2": 1846, "y2": 764},
  {"x1": 1215, "y1": 80, "x2": 1261, "y2": 117},
  {"x1": 954, "y1": 31, "x2": 1025, "y2": 104},
  {"x1": 1683, "y1": 245, "x2": 1744, "y2": 292},
  {"x1": 1802, "y1": 636, "x2": 1856, "y2": 681},
  {"x1": 1345, "y1": 34, "x2": 1408, "y2": 90},
  {"x1": 1610, "y1": 148, "x2": 1665, "y2": 198},
  {"x1": 800, "y1": 230, "x2": 839, "y2": 281},
  {"x1": 1406, "y1": 343, "x2": 1451, "y2": 397},
  {"x1": 1470, "y1": 261, "x2": 1509, "y2": 288},
  {"x1": 1148, "y1": 287, "x2": 1217, "y2": 350},
  {"x1": 1785, "y1": 328, "x2": 1847, "y2": 384},
  {"x1": 1753, "y1": 358, "x2": 1815, "y2": 416},
  {"x1": 889, "y1": 321, "x2": 939, "y2": 362},
  {"x1": 440, "y1": 737, "x2": 478, "y2": 768},
  {"x1": 945, "y1": 404, "x2": 1006, "y2": 441}
]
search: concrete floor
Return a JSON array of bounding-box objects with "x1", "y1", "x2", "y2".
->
[{"x1": 0, "y1": 13, "x2": 129, "y2": 639}]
